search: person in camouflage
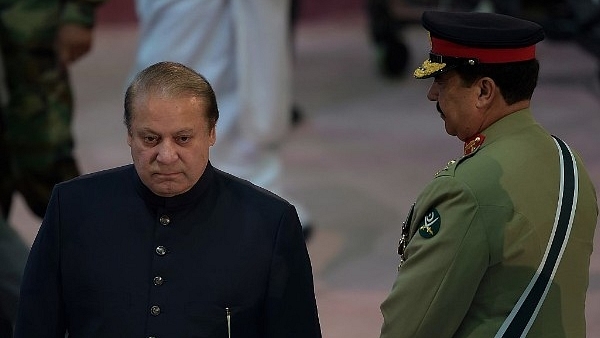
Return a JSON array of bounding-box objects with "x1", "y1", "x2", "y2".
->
[
  {"x1": 0, "y1": 0, "x2": 104, "y2": 334},
  {"x1": 0, "y1": 0, "x2": 104, "y2": 219}
]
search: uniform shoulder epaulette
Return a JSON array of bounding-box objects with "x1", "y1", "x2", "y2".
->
[
  {"x1": 435, "y1": 134, "x2": 486, "y2": 177},
  {"x1": 435, "y1": 159, "x2": 458, "y2": 177}
]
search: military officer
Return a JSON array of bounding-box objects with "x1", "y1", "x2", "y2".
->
[{"x1": 379, "y1": 11, "x2": 598, "y2": 338}]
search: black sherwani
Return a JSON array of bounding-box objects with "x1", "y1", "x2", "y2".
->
[{"x1": 15, "y1": 163, "x2": 321, "y2": 338}]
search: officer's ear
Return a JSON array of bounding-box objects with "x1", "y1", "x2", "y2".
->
[{"x1": 475, "y1": 77, "x2": 496, "y2": 108}]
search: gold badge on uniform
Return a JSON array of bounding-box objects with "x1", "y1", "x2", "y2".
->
[
  {"x1": 435, "y1": 159, "x2": 457, "y2": 177},
  {"x1": 419, "y1": 209, "x2": 441, "y2": 238},
  {"x1": 463, "y1": 134, "x2": 485, "y2": 156}
]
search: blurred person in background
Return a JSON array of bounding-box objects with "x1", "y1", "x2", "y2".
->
[
  {"x1": 0, "y1": 212, "x2": 28, "y2": 337},
  {"x1": 131, "y1": 0, "x2": 315, "y2": 240},
  {"x1": 0, "y1": 0, "x2": 105, "y2": 334},
  {"x1": 0, "y1": 0, "x2": 105, "y2": 219}
]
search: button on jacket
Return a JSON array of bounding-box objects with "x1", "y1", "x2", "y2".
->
[{"x1": 15, "y1": 163, "x2": 322, "y2": 338}]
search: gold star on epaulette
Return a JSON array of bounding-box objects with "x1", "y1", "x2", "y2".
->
[{"x1": 435, "y1": 159, "x2": 456, "y2": 176}]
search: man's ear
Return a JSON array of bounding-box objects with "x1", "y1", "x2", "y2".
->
[
  {"x1": 476, "y1": 77, "x2": 496, "y2": 108},
  {"x1": 209, "y1": 126, "x2": 216, "y2": 146}
]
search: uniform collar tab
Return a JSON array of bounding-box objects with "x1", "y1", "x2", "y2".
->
[{"x1": 463, "y1": 134, "x2": 486, "y2": 156}]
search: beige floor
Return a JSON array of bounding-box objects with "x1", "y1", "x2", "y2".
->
[{"x1": 8, "y1": 13, "x2": 600, "y2": 337}]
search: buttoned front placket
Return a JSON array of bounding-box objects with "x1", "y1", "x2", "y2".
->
[{"x1": 145, "y1": 209, "x2": 173, "y2": 338}]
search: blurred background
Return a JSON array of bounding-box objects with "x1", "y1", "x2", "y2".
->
[{"x1": 5, "y1": 0, "x2": 600, "y2": 336}]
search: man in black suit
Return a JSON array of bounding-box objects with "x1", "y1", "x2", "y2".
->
[{"x1": 14, "y1": 61, "x2": 322, "y2": 338}]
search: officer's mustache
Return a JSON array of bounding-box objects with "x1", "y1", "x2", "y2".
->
[{"x1": 436, "y1": 102, "x2": 445, "y2": 118}]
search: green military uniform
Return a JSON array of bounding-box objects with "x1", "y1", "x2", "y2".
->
[
  {"x1": 0, "y1": 0, "x2": 103, "y2": 334},
  {"x1": 0, "y1": 0, "x2": 104, "y2": 218},
  {"x1": 380, "y1": 109, "x2": 598, "y2": 337}
]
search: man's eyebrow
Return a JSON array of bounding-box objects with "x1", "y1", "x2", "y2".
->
[{"x1": 175, "y1": 128, "x2": 194, "y2": 134}]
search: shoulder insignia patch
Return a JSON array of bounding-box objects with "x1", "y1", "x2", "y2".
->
[{"x1": 419, "y1": 209, "x2": 441, "y2": 238}]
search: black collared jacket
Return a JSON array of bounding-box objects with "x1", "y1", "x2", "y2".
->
[{"x1": 15, "y1": 163, "x2": 322, "y2": 338}]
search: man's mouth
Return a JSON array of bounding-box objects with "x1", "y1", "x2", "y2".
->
[{"x1": 154, "y1": 172, "x2": 181, "y2": 179}]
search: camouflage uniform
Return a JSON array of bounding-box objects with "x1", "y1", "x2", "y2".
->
[
  {"x1": 0, "y1": 0, "x2": 104, "y2": 219},
  {"x1": 0, "y1": 0, "x2": 103, "y2": 334}
]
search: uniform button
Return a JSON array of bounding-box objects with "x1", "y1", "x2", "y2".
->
[
  {"x1": 153, "y1": 276, "x2": 164, "y2": 286},
  {"x1": 155, "y1": 246, "x2": 167, "y2": 256},
  {"x1": 150, "y1": 305, "x2": 161, "y2": 316},
  {"x1": 159, "y1": 215, "x2": 170, "y2": 226}
]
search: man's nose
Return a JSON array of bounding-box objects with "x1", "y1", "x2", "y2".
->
[
  {"x1": 427, "y1": 82, "x2": 439, "y2": 101},
  {"x1": 156, "y1": 140, "x2": 178, "y2": 163}
]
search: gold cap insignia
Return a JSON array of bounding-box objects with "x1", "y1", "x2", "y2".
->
[{"x1": 414, "y1": 60, "x2": 447, "y2": 79}]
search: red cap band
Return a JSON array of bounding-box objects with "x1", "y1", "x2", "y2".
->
[{"x1": 431, "y1": 37, "x2": 536, "y2": 63}]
